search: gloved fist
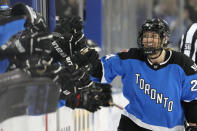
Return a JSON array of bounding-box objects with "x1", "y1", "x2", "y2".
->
[
  {"x1": 62, "y1": 82, "x2": 112, "y2": 112},
  {"x1": 54, "y1": 15, "x2": 86, "y2": 57},
  {"x1": 91, "y1": 83, "x2": 113, "y2": 107},
  {"x1": 19, "y1": 31, "x2": 53, "y2": 56},
  {"x1": 67, "y1": 15, "x2": 83, "y2": 32},
  {"x1": 51, "y1": 32, "x2": 70, "y2": 61},
  {"x1": 55, "y1": 15, "x2": 83, "y2": 36},
  {"x1": 63, "y1": 88, "x2": 101, "y2": 112},
  {"x1": 51, "y1": 30, "x2": 87, "y2": 60},
  {"x1": 3, "y1": 31, "x2": 53, "y2": 72},
  {"x1": 11, "y1": 3, "x2": 47, "y2": 31},
  {"x1": 22, "y1": 54, "x2": 58, "y2": 78},
  {"x1": 2, "y1": 31, "x2": 53, "y2": 62},
  {"x1": 72, "y1": 48, "x2": 99, "y2": 69},
  {"x1": 56, "y1": 64, "x2": 88, "y2": 94},
  {"x1": 70, "y1": 31, "x2": 87, "y2": 55}
]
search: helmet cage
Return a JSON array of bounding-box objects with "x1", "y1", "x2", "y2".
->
[{"x1": 137, "y1": 18, "x2": 170, "y2": 56}]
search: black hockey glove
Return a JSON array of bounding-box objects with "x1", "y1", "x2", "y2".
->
[
  {"x1": 0, "y1": 21, "x2": 51, "y2": 61},
  {"x1": 69, "y1": 31, "x2": 88, "y2": 55},
  {"x1": 56, "y1": 66, "x2": 87, "y2": 94},
  {"x1": 51, "y1": 30, "x2": 87, "y2": 63},
  {"x1": 54, "y1": 15, "x2": 86, "y2": 56},
  {"x1": 4, "y1": 32, "x2": 53, "y2": 70},
  {"x1": 55, "y1": 15, "x2": 83, "y2": 37},
  {"x1": 18, "y1": 31, "x2": 52, "y2": 56},
  {"x1": 71, "y1": 48, "x2": 100, "y2": 76},
  {"x1": 51, "y1": 31, "x2": 91, "y2": 73},
  {"x1": 53, "y1": 16, "x2": 83, "y2": 55},
  {"x1": 17, "y1": 53, "x2": 55, "y2": 77},
  {"x1": 56, "y1": 61, "x2": 94, "y2": 96},
  {"x1": 91, "y1": 83, "x2": 113, "y2": 107},
  {"x1": 51, "y1": 32, "x2": 71, "y2": 61},
  {"x1": 66, "y1": 15, "x2": 83, "y2": 32},
  {"x1": 72, "y1": 48, "x2": 99, "y2": 66},
  {"x1": 11, "y1": 3, "x2": 47, "y2": 31},
  {"x1": 64, "y1": 89, "x2": 101, "y2": 112},
  {"x1": 62, "y1": 82, "x2": 112, "y2": 112}
]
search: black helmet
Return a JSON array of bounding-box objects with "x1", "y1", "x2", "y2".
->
[{"x1": 137, "y1": 18, "x2": 170, "y2": 56}]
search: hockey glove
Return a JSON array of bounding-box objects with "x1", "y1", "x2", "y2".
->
[
  {"x1": 55, "y1": 15, "x2": 83, "y2": 37},
  {"x1": 63, "y1": 82, "x2": 112, "y2": 112},
  {"x1": 54, "y1": 15, "x2": 87, "y2": 56},
  {"x1": 56, "y1": 61, "x2": 93, "y2": 95},
  {"x1": 21, "y1": 54, "x2": 56, "y2": 77},
  {"x1": 51, "y1": 32, "x2": 71, "y2": 62},
  {"x1": 91, "y1": 82, "x2": 113, "y2": 107},
  {"x1": 56, "y1": 66, "x2": 87, "y2": 94},
  {"x1": 11, "y1": 3, "x2": 47, "y2": 31},
  {"x1": 69, "y1": 31, "x2": 87, "y2": 55},
  {"x1": 53, "y1": 16, "x2": 84, "y2": 56},
  {"x1": 66, "y1": 15, "x2": 83, "y2": 32},
  {"x1": 3, "y1": 31, "x2": 53, "y2": 70},
  {"x1": 71, "y1": 48, "x2": 100, "y2": 76},
  {"x1": 63, "y1": 89, "x2": 101, "y2": 112},
  {"x1": 18, "y1": 31, "x2": 53, "y2": 56}
]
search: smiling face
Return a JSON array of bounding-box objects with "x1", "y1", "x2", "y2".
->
[
  {"x1": 142, "y1": 31, "x2": 161, "y2": 49},
  {"x1": 142, "y1": 31, "x2": 167, "y2": 59}
]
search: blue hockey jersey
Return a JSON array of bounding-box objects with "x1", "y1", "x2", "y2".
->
[{"x1": 99, "y1": 48, "x2": 197, "y2": 131}]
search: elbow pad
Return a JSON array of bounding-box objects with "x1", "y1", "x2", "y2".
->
[{"x1": 182, "y1": 100, "x2": 197, "y2": 123}]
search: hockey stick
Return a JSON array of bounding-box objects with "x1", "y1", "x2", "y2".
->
[
  {"x1": 109, "y1": 102, "x2": 124, "y2": 110},
  {"x1": 112, "y1": 103, "x2": 124, "y2": 110}
]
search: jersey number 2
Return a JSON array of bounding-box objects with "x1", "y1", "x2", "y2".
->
[{"x1": 191, "y1": 80, "x2": 197, "y2": 91}]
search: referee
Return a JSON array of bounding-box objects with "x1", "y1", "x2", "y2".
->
[{"x1": 180, "y1": 23, "x2": 197, "y2": 62}]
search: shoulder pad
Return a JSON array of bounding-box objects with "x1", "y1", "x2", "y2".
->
[
  {"x1": 170, "y1": 51, "x2": 197, "y2": 76},
  {"x1": 118, "y1": 48, "x2": 145, "y2": 61}
]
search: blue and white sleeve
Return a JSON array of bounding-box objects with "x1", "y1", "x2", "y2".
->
[
  {"x1": 181, "y1": 73, "x2": 197, "y2": 102},
  {"x1": 100, "y1": 54, "x2": 125, "y2": 83}
]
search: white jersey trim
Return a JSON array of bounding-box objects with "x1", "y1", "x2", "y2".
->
[
  {"x1": 184, "y1": 23, "x2": 197, "y2": 60},
  {"x1": 192, "y1": 40, "x2": 197, "y2": 61},
  {"x1": 180, "y1": 35, "x2": 184, "y2": 51},
  {"x1": 185, "y1": 23, "x2": 197, "y2": 44},
  {"x1": 122, "y1": 109, "x2": 185, "y2": 131},
  {"x1": 101, "y1": 61, "x2": 107, "y2": 83},
  {"x1": 147, "y1": 50, "x2": 172, "y2": 66}
]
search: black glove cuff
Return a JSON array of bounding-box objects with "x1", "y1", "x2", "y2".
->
[
  {"x1": 186, "y1": 126, "x2": 197, "y2": 131},
  {"x1": 64, "y1": 93, "x2": 78, "y2": 109}
]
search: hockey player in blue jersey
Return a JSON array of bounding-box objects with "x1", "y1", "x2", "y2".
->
[{"x1": 70, "y1": 18, "x2": 197, "y2": 131}]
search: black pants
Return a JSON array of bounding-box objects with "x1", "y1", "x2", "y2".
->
[{"x1": 117, "y1": 115, "x2": 152, "y2": 131}]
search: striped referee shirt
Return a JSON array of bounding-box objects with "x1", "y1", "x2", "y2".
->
[{"x1": 180, "y1": 23, "x2": 197, "y2": 62}]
